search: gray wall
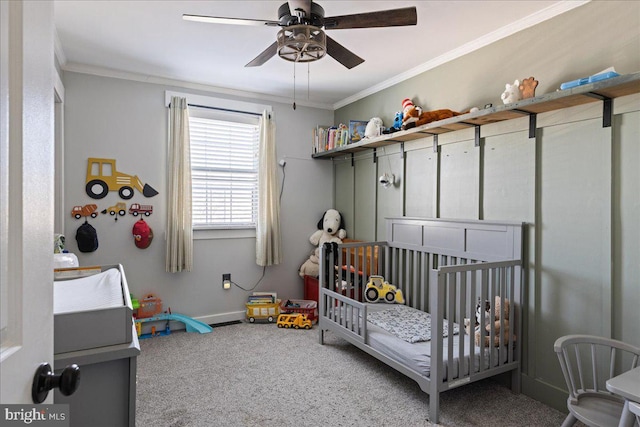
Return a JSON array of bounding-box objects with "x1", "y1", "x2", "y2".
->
[
  {"x1": 61, "y1": 72, "x2": 334, "y2": 325},
  {"x1": 333, "y1": 1, "x2": 640, "y2": 411}
]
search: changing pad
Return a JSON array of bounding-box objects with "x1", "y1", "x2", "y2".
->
[{"x1": 54, "y1": 268, "x2": 124, "y2": 314}]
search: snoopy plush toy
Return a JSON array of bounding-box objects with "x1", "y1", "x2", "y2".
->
[{"x1": 298, "y1": 209, "x2": 346, "y2": 277}]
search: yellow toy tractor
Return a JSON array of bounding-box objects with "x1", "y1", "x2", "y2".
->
[{"x1": 364, "y1": 275, "x2": 405, "y2": 304}]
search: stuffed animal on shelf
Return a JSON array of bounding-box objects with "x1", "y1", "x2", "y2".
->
[
  {"x1": 400, "y1": 98, "x2": 461, "y2": 130},
  {"x1": 463, "y1": 296, "x2": 515, "y2": 347},
  {"x1": 519, "y1": 76, "x2": 539, "y2": 99},
  {"x1": 299, "y1": 209, "x2": 346, "y2": 278},
  {"x1": 501, "y1": 80, "x2": 522, "y2": 104},
  {"x1": 364, "y1": 117, "x2": 384, "y2": 139}
]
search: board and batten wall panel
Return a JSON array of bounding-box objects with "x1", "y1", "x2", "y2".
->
[
  {"x1": 535, "y1": 118, "x2": 612, "y2": 393},
  {"x1": 334, "y1": 158, "x2": 355, "y2": 239},
  {"x1": 405, "y1": 141, "x2": 438, "y2": 218},
  {"x1": 481, "y1": 129, "x2": 536, "y2": 372},
  {"x1": 375, "y1": 147, "x2": 404, "y2": 240},
  {"x1": 482, "y1": 131, "x2": 535, "y2": 222},
  {"x1": 439, "y1": 139, "x2": 479, "y2": 219},
  {"x1": 353, "y1": 155, "x2": 377, "y2": 241},
  {"x1": 612, "y1": 110, "x2": 640, "y2": 348}
]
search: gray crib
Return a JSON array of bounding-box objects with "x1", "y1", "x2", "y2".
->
[{"x1": 318, "y1": 217, "x2": 524, "y2": 424}]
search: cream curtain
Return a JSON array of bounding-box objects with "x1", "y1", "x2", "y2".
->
[
  {"x1": 256, "y1": 111, "x2": 282, "y2": 266},
  {"x1": 166, "y1": 96, "x2": 193, "y2": 272}
]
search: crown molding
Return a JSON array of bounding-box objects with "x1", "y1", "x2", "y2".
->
[
  {"x1": 333, "y1": 0, "x2": 591, "y2": 110},
  {"x1": 61, "y1": 62, "x2": 334, "y2": 111}
]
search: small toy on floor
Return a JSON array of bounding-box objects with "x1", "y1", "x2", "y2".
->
[{"x1": 277, "y1": 313, "x2": 312, "y2": 329}]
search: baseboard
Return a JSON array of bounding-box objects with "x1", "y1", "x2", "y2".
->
[
  {"x1": 521, "y1": 373, "x2": 568, "y2": 413},
  {"x1": 195, "y1": 311, "x2": 246, "y2": 326},
  {"x1": 146, "y1": 311, "x2": 245, "y2": 334}
]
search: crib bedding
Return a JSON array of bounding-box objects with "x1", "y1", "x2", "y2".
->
[
  {"x1": 367, "y1": 321, "x2": 507, "y2": 380},
  {"x1": 366, "y1": 304, "x2": 459, "y2": 343},
  {"x1": 331, "y1": 303, "x2": 507, "y2": 379}
]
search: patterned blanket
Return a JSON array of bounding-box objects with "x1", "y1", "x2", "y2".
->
[{"x1": 367, "y1": 304, "x2": 459, "y2": 343}]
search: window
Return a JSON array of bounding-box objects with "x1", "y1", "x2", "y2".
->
[{"x1": 189, "y1": 107, "x2": 260, "y2": 229}]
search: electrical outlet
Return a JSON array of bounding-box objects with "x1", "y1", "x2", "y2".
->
[{"x1": 222, "y1": 273, "x2": 231, "y2": 290}]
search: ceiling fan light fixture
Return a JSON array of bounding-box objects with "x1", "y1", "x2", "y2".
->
[{"x1": 277, "y1": 25, "x2": 326, "y2": 63}]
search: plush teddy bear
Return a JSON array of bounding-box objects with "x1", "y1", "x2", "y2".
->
[
  {"x1": 400, "y1": 98, "x2": 461, "y2": 130},
  {"x1": 298, "y1": 209, "x2": 346, "y2": 278},
  {"x1": 519, "y1": 76, "x2": 539, "y2": 99},
  {"x1": 463, "y1": 296, "x2": 515, "y2": 347},
  {"x1": 501, "y1": 80, "x2": 522, "y2": 104}
]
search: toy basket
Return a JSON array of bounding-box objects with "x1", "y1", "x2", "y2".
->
[
  {"x1": 245, "y1": 299, "x2": 281, "y2": 323},
  {"x1": 280, "y1": 299, "x2": 318, "y2": 323},
  {"x1": 137, "y1": 294, "x2": 162, "y2": 318}
]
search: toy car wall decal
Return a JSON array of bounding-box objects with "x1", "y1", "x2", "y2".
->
[
  {"x1": 85, "y1": 157, "x2": 158, "y2": 200},
  {"x1": 129, "y1": 203, "x2": 153, "y2": 216},
  {"x1": 71, "y1": 204, "x2": 98, "y2": 219},
  {"x1": 102, "y1": 202, "x2": 127, "y2": 216}
]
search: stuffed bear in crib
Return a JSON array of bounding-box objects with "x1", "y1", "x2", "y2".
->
[{"x1": 464, "y1": 296, "x2": 515, "y2": 347}]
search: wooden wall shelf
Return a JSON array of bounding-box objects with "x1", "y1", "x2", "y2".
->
[{"x1": 312, "y1": 72, "x2": 640, "y2": 159}]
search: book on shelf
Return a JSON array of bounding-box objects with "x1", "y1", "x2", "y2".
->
[
  {"x1": 313, "y1": 124, "x2": 350, "y2": 153},
  {"x1": 349, "y1": 120, "x2": 368, "y2": 144}
]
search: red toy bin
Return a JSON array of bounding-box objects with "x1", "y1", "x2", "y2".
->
[
  {"x1": 136, "y1": 294, "x2": 162, "y2": 318},
  {"x1": 303, "y1": 275, "x2": 319, "y2": 302},
  {"x1": 280, "y1": 299, "x2": 318, "y2": 323}
]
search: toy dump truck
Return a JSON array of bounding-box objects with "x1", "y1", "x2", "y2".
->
[
  {"x1": 71, "y1": 204, "x2": 98, "y2": 219},
  {"x1": 277, "y1": 313, "x2": 312, "y2": 329},
  {"x1": 85, "y1": 157, "x2": 158, "y2": 200}
]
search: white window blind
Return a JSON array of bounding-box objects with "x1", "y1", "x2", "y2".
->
[{"x1": 189, "y1": 113, "x2": 259, "y2": 229}]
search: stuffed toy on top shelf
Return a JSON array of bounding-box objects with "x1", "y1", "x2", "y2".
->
[
  {"x1": 298, "y1": 209, "x2": 346, "y2": 278},
  {"x1": 400, "y1": 98, "x2": 462, "y2": 130}
]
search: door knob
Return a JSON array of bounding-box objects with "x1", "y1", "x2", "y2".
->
[{"x1": 32, "y1": 363, "x2": 80, "y2": 403}]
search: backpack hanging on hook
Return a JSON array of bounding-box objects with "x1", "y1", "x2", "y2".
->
[{"x1": 76, "y1": 220, "x2": 98, "y2": 253}]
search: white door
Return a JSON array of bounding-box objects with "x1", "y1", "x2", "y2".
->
[{"x1": 0, "y1": 0, "x2": 56, "y2": 403}]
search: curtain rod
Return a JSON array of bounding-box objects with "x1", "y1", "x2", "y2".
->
[{"x1": 184, "y1": 102, "x2": 263, "y2": 117}]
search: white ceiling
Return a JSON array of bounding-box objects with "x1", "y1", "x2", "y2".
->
[{"x1": 54, "y1": 1, "x2": 587, "y2": 109}]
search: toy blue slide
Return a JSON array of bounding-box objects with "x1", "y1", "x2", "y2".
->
[{"x1": 136, "y1": 313, "x2": 212, "y2": 339}]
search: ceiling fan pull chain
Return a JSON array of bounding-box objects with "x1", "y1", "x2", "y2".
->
[
  {"x1": 307, "y1": 63, "x2": 310, "y2": 100},
  {"x1": 292, "y1": 62, "x2": 296, "y2": 110}
]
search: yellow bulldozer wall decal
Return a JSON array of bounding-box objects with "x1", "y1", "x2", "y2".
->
[{"x1": 85, "y1": 157, "x2": 158, "y2": 200}]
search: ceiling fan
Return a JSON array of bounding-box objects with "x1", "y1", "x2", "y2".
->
[{"x1": 183, "y1": 1, "x2": 417, "y2": 69}]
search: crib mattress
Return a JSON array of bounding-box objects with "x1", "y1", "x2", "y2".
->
[
  {"x1": 54, "y1": 265, "x2": 133, "y2": 354},
  {"x1": 367, "y1": 322, "x2": 507, "y2": 380}
]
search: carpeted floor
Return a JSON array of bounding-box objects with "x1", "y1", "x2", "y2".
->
[{"x1": 136, "y1": 321, "x2": 568, "y2": 427}]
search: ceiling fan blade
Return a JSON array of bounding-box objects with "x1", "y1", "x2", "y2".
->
[
  {"x1": 324, "y1": 7, "x2": 417, "y2": 30},
  {"x1": 326, "y1": 36, "x2": 364, "y2": 69},
  {"x1": 245, "y1": 41, "x2": 279, "y2": 67},
  {"x1": 288, "y1": 0, "x2": 311, "y2": 18},
  {"x1": 183, "y1": 14, "x2": 279, "y2": 27}
]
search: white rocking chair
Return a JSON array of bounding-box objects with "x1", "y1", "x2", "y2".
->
[{"x1": 554, "y1": 335, "x2": 640, "y2": 427}]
